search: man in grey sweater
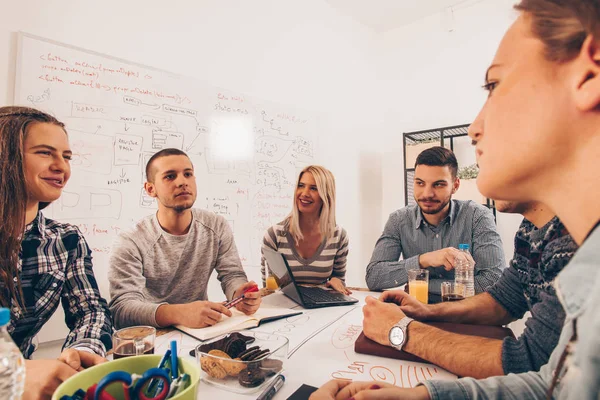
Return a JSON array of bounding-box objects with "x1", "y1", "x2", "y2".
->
[
  {"x1": 109, "y1": 149, "x2": 261, "y2": 329},
  {"x1": 361, "y1": 201, "x2": 577, "y2": 378}
]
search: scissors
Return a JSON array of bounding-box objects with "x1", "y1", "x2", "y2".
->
[{"x1": 94, "y1": 368, "x2": 171, "y2": 400}]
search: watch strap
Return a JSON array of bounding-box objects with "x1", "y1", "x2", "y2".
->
[{"x1": 390, "y1": 316, "x2": 414, "y2": 351}]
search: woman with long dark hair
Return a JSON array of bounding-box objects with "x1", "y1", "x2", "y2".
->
[{"x1": 0, "y1": 106, "x2": 113, "y2": 399}]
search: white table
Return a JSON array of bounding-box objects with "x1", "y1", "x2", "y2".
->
[{"x1": 154, "y1": 290, "x2": 457, "y2": 399}]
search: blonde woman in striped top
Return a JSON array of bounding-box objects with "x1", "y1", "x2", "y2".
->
[{"x1": 261, "y1": 165, "x2": 351, "y2": 294}]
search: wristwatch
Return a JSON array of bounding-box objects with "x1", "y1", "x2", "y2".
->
[{"x1": 389, "y1": 316, "x2": 414, "y2": 351}]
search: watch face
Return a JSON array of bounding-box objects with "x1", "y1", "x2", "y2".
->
[{"x1": 389, "y1": 326, "x2": 405, "y2": 347}]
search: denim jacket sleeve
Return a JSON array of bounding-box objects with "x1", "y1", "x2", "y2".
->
[
  {"x1": 420, "y1": 312, "x2": 577, "y2": 400},
  {"x1": 421, "y1": 369, "x2": 548, "y2": 400}
]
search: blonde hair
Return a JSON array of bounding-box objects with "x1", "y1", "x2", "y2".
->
[{"x1": 287, "y1": 165, "x2": 337, "y2": 244}]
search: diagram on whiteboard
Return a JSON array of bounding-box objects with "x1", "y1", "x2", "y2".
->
[{"x1": 15, "y1": 34, "x2": 320, "y2": 282}]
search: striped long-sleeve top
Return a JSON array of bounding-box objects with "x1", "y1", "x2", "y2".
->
[{"x1": 260, "y1": 220, "x2": 349, "y2": 286}]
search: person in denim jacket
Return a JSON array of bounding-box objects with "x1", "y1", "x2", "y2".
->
[{"x1": 311, "y1": 0, "x2": 600, "y2": 399}]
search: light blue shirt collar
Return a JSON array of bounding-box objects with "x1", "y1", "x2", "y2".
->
[{"x1": 415, "y1": 199, "x2": 456, "y2": 230}]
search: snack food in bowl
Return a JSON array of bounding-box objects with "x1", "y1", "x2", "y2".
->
[{"x1": 195, "y1": 331, "x2": 288, "y2": 394}]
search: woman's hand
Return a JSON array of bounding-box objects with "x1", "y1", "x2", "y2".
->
[
  {"x1": 326, "y1": 277, "x2": 352, "y2": 295},
  {"x1": 310, "y1": 380, "x2": 430, "y2": 400},
  {"x1": 58, "y1": 348, "x2": 107, "y2": 371},
  {"x1": 23, "y1": 359, "x2": 77, "y2": 400}
]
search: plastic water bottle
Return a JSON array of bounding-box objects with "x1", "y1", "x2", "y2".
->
[
  {"x1": 454, "y1": 244, "x2": 475, "y2": 297},
  {"x1": 0, "y1": 308, "x2": 25, "y2": 399}
]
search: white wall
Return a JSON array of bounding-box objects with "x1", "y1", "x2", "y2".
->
[
  {"x1": 2, "y1": 0, "x2": 527, "y2": 346},
  {"x1": 0, "y1": 0, "x2": 384, "y2": 342},
  {"x1": 378, "y1": 0, "x2": 523, "y2": 261}
]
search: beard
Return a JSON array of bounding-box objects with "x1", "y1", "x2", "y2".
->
[
  {"x1": 417, "y1": 196, "x2": 451, "y2": 215},
  {"x1": 172, "y1": 203, "x2": 192, "y2": 213},
  {"x1": 161, "y1": 195, "x2": 195, "y2": 213}
]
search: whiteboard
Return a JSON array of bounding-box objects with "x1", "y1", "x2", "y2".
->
[{"x1": 15, "y1": 33, "x2": 319, "y2": 341}]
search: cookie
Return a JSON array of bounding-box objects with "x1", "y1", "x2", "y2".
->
[
  {"x1": 203, "y1": 350, "x2": 230, "y2": 366},
  {"x1": 223, "y1": 357, "x2": 246, "y2": 377},
  {"x1": 238, "y1": 367, "x2": 265, "y2": 388},
  {"x1": 208, "y1": 349, "x2": 230, "y2": 359},
  {"x1": 238, "y1": 346, "x2": 261, "y2": 361},
  {"x1": 200, "y1": 356, "x2": 228, "y2": 379},
  {"x1": 224, "y1": 338, "x2": 246, "y2": 358},
  {"x1": 240, "y1": 348, "x2": 262, "y2": 361},
  {"x1": 250, "y1": 349, "x2": 270, "y2": 361}
]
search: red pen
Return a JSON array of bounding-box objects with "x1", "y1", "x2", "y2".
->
[{"x1": 224, "y1": 285, "x2": 259, "y2": 309}]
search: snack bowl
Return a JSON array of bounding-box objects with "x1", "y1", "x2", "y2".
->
[{"x1": 195, "y1": 331, "x2": 288, "y2": 394}]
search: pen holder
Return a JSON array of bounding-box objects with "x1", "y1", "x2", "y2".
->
[{"x1": 52, "y1": 355, "x2": 200, "y2": 400}]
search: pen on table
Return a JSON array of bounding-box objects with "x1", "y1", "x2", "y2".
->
[
  {"x1": 256, "y1": 374, "x2": 285, "y2": 400},
  {"x1": 224, "y1": 285, "x2": 259, "y2": 309}
]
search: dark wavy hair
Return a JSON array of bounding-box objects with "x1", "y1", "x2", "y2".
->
[{"x1": 415, "y1": 146, "x2": 458, "y2": 178}]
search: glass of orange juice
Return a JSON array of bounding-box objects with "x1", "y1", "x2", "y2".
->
[
  {"x1": 266, "y1": 275, "x2": 278, "y2": 290},
  {"x1": 408, "y1": 269, "x2": 429, "y2": 304}
]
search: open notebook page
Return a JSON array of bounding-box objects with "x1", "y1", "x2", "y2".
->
[{"x1": 175, "y1": 306, "x2": 302, "y2": 341}]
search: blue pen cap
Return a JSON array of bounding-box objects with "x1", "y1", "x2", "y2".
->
[
  {"x1": 0, "y1": 308, "x2": 10, "y2": 326},
  {"x1": 458, "y1": 244, "x2": 470, "y2": 250}
]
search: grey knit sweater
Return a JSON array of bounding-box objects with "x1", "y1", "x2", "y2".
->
[
  {"x1": 487, "y1": 216, "x2": 577, "y2": 374},
  {"x1": 108, "y1": 209, "x2": 248, "y2": 329}
]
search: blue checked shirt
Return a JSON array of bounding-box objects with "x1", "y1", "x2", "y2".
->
[
  {"x1": 366, "y1": 200, "x2": 505, "y2": 294},
  {"x1": 6, "y1": 212, "x2": 113, "y2": 358}
]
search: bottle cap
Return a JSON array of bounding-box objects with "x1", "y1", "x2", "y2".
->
[
  {"x1": 0, "y1": 308, "x2": 10, "y2": 326},
  {"x1": 458, "y1": 244, "x2": 470, "y2": 250}
]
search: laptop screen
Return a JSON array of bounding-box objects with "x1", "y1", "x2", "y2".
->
[{"x1": 262, "y1": 247, "x2": 304, "y2": 304}]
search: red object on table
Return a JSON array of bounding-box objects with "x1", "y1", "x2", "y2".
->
[{"x1": 224, "y1": 285, "x2": 259, "y2": 308}]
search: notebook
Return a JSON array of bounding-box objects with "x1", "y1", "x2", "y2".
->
[{"x1": 175, "y1": 307, "x2": 302, "y2": 341}]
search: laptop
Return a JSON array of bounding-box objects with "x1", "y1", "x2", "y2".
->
[{"x1": 262, "y1": 247, "x2": 358, "y2": 308}]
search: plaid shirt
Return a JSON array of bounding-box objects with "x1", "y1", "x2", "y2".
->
[{"x1": 5, "y1": 212, "x2": 113, "y2": 358}]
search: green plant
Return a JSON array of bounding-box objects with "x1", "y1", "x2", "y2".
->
[
  {"x1": 458, "y1": 163, "x2": 479, "y2": 180},
  {"x1": 408, "y1": 137, "x2": 440, "y2": 145}
]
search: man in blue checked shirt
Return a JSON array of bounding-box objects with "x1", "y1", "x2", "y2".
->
[{"x1": 366, "y1": 146, "x2": 505, "y2": 296}]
